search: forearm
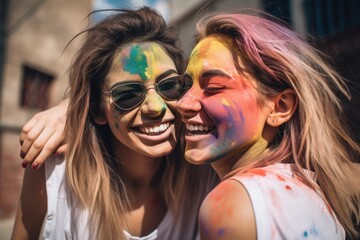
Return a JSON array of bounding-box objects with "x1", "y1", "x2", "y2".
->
[{"x1": 11, "y1": 166, "x2": 47, "y2": 239}]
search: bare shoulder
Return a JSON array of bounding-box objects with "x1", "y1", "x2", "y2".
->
[{"x1": 199, "y1": 178, "x2": 256, "y2": 240}]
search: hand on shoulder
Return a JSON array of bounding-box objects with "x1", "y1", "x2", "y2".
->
[{"x1": 19, "y1": 99, "x2": 69, "y2": 169}]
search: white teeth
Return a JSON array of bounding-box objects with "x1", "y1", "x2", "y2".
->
[
  {"x1": 138, "y1": 122, "x2": 170, "y2": 135},
  {"x1": 186, "y1": 124, "x2": 214, "y2": 133}
]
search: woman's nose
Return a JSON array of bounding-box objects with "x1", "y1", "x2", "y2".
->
[
  {"x1": 176, "y1": 89, "x2": 202, "y2": 118},
  {"x1": 140, "y1": 89, "x2": 166, "y2": 117}
]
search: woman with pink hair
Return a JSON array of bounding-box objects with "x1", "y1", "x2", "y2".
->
[{"x1": 177, "y1": 13, "x2": 360, "y2": 239}]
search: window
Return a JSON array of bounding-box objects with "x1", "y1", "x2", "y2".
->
[
  {"x1": 20, "y1": 65, "x2": 54, "y2": 110},
  {"x1": 263, "y1": 0, "x2": 292, "y2": 26},
  {"x1": 304, "y1": 0, "x2": 360, "y2": 37}
]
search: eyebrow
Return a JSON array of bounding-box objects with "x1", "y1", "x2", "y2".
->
[
  {"x1": 201, "y1": 69, "x2": 231, "y2": 79},
  {"x1": 156, "y1": 69, "x2": 178, "y2": 81}
]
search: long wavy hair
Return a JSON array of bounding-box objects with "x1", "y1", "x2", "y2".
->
[
  {"x1": 64, "y1": 7, "x2": 214, "y2": 239},
  {"x1": 195, "y1": 13, "x2": 360, "y2": 237}
]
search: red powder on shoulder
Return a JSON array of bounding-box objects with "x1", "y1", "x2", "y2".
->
[
  {"x1": 247, "y1": 168, "x2": 267, "y2": 176},
  {"x1": 277, "y1": 175, "x2": 286, "y2": 181}
]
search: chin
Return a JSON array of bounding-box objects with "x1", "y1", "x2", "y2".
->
[
  {"x1": 184, "y1": 148, "x2": 213, "y2": 165},
  {"x1": 144, "y1": 143, "x2": 176, "y2": 158}
]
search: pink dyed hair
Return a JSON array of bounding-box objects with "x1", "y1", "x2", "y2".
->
[{"x1": 195, "y1": 12, "x2": 360, "y2": 237}]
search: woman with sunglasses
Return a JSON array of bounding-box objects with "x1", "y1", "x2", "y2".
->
[
  {"x1": 176, "y1": 13, "x2": 360, "y2": 239},
  {"x1": 12, "y1": 7, "x2": 216, "y2": 240}
]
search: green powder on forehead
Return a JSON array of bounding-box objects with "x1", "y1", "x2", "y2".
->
[{"x1": 123, "y1": 45, "x2": 148, "y2": 81}]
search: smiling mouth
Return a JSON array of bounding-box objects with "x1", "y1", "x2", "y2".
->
[
  {"x1": 134, "y1": 122, "x2": 171, "y2": 136},
  {"x1": 186, "y1": 123, "x2": 215, "y2": 136}
]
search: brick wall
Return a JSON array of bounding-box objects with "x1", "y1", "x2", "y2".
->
[{"x1": 0, "y1": 0, "x2": 91, "y2": 220}]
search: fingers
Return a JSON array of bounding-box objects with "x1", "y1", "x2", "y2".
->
[
  {"x1": 19, "y1": 99, "x2": 69, "y2": 169},
  {"x1": 21, "y1": 122, "x2": 65, "y2": 169},
  {"x1": 32, "y1": 131, "x2": 66, "y2": 169},
  {"x1": 22, "y1": 130, "x2": 59, "y2": 169},
  {"x1": 20, "y1": 118, "x2": 46, "y2": 160},
  {"x1": 19, "y1": 116, "x2": 39, "y2": 147},
  {"x1": 55, "y1": 144, "x2": 68, "y2": 155}
]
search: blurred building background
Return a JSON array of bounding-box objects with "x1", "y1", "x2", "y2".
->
[
  {"x1": 0, "y1": 0, "x2": 91, "y2": 238},
  {"x1": 0, "y1": 0, "x2": 359, "y2": 239}
]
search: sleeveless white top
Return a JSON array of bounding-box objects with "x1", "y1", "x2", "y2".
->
[
  {"x1": 40, "y1": 157, "x2": 213, "y2": 240},
  {"x1": 231, "y1": 163, "x2": 346, "y2": 240}
]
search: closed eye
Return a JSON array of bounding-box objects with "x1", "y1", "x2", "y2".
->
[{"x1": 204, "y1": 85, "x2": 226, "y2": 94}]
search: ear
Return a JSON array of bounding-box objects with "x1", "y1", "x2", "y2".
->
[
  {"x1": 267, "y1": 89, "x2": 298, "y2": 127},
  {"x1": 91, "y1": 103, "x2": 108, "y2": 125},
  {"x1": 93, "y1": 114, "x2": 108, "y2": 125}
]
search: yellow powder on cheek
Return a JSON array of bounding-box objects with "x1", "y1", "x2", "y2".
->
[{"x1": 221, "y1": 98, "x2": 230, "y2": 107}]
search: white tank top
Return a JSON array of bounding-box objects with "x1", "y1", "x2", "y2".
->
[
  {"x1": 40, "y1": 157, "x2": 211, "y2": 240},
  {"x1": 231, "y1": 163, "x2": 345, "y2": 240}
]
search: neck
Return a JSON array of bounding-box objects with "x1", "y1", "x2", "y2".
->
[
  {"x1": 119, "y1": 155, "x2": 164, "y2": 190},
  {"x1": 211, "y1": 137, "x2": 269, "y2": 179},
  {"x1": 112, "y1": 142, "x2": 165, "y2": 190},
  {"x1": 109, "y1": 137, "x2": 168, "y2": 235}
]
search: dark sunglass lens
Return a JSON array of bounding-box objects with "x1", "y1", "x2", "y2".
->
[
  {"x1": 111, "y1": 83, "x2": 145, "y2": 109},
  {"x1": 183, "y1": 76, "x2": 193, "y2": 92},
  {"x1": 159, "y1": 76, "x2": 193, "y2": 100}
]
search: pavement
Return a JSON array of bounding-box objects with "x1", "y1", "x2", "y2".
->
[{"x1": 0, "y1": 217, "x2": 14, "y2": 240}]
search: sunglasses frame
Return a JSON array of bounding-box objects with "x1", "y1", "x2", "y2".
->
[{"x1": 103, "y1": 75, "x2": 189, "y2": 111}]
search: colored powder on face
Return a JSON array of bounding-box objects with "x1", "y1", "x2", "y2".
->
[
  {"x1": 218, "y1": 228, "x2": 225, "y2": 237},
  {"x1": 186, "y1": 41, "x2": 208, "y2": 76},
  {"x1": 221, "y1": 98, "x2": 231, "y2": 107},
  {"x1": 161, "y1": 102, "x2": 166, "y2": 111},
  {"x1": 303, "y1": 231, "x2": 308, "y2": 237},
  {"x1": 285, "y1": 185, "x2": 292, "y2": 190},
  {"x1": 144, "y1": 93, "x2": 167, "y2": 114},
  {"x1": 123, "y1": 45, "x2": 148, "y2": 81},
  {"x1": 156, "y1": 96, "x2": 167, "y2": 113},
  {"x1": 209, "y1": 103, "x2": 245, "y2": 157},
  {"x1": 142, "y1": 44, "x2": 170, "y2": 81},
  {"x1": 112, "y1": 110, "x2": 123, "y2": 124}
]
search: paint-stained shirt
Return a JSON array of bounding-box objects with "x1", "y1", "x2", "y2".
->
[
  {"x1": 40, "y1": 157, "x2": 214, "y2": 240},
  {"x1": 231, "y1": 163, "x2": 345, "y2": 240}
]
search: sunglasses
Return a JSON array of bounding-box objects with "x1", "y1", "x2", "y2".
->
[{"x1": 103, "y1": 75, "x2": 192, "y2": 111}]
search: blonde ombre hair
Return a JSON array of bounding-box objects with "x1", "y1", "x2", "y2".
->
[
  {"x1": 196, "y1": 13, "x2": 360, "y2": 238},
  {"x1": 64, "y1": 7, "x2": 215, "y2": 239}
]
